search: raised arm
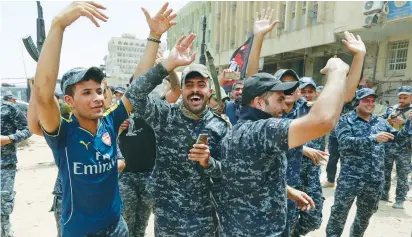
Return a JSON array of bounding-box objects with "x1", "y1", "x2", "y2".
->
[
  {"x1": 165, "y1": 70, "x2": 181, "y2": 103},
  {"x1": 288, "y1": 58, "x2": 350, "y2": 149},
  {"x1": 122, "y1": 2, "x2": 177, "y2": 112},
  {"x1": 27, "y1": 79, "x2": 43, "y2": 136},
  {"x1": 246, "y1": 8, "x2": 279, "y2": 78},
  {"x1": 33, "y1": 2, "x2": 107, "y2": 134},
  {"x1": 341, "y1": 31, "x2": 366, "y2": 103},
  {"x1": 124, "y1": 34, "x2": 196, "y2": 119}
]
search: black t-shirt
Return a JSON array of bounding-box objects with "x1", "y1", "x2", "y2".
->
[{"x1": 118, "y1": 114, "x2": 156, "y2": 173}]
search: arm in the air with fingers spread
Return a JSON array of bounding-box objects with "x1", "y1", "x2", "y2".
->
[
  {"x1": 246, "y1": 7, "x2": 279, "y2": 78},
  {"x1": 34, "y1": 2, "x2": 108, "y2": 134}
]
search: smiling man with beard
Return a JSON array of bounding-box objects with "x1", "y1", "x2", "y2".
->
[{"x1": 125, "y1": 33, "x2": 228, "y2": 236}]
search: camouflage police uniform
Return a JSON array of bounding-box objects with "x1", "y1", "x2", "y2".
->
[
  {"x1": 293, "y1": 108, "x2": 326, "y2": 236},
  {"x1": 292, "y1": 77, "x2": 325, "y2": 236},
  {"x1": 125, "y1": 63, "x2": 228, "y2": 237},
  {"x1": 325, "y1": 99, "x2": 358, "y2": 184},
  {"x1": 326, "y1": 89, "x2": 409, "y2": 236},
  {"x1": 217, "y1": 72, "x2": 299, "y2": 236},
  {"x1": 381, "y1": 86, "x2": 412, "y2": 204},
  {"x1": 1, "y1": 101, "x2": 32, "y2": 237},
  {"x1": 281, "y1": 96, "x2": 310, "y2": 236}
]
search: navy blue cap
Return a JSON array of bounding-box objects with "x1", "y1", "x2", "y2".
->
[
  {"x1": 316, "y1": 86, "x2": 324, "y2": 92},
  {"x1": 356, "y1": 88, "x2": 377, "y2": 100},
  {"x1": 299, "y1": 77, "x2": 317, "y2": 89},
  {"x1": 62, "y1": 67, "x2": 105, "y2": 95},
  {"x1": 274, "y1": 69, "x2": 300, "y2": 82},
  {"x1": 398, "y1": 85, "x2": 412, "y2": 95},
  {"x1": 241, "y1": 72, "x2": 299, "y2": 105}
]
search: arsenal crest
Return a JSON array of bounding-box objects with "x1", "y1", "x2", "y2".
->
[{"x1": 102, "y1": 132, "x2": 112, "y2": 146}]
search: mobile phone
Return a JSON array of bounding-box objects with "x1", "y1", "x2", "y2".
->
[
  {"x1": 390, "y1": 131, "x2": 398, "y2": 136},
  {"x1": 225, "y1": 71, "x2": 241, "y2": 80},
  {"x1": 196, "y1": 134, "x2": 208, "y2": 145}
]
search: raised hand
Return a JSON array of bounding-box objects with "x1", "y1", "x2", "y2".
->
[
  {"x1": 253, "y1": 7, "x2": 279, "y2": 36},
  {"x1": 342, "y1": 31, "x2": 366, "y2": 56},
  {"x1": 54, "y1": 1, "x2": 108, "y2": 29},
  {"x1": 219, "y1": 68, "x2": 236, "y2": 86},
  {"x1": 142, "y1": 2, "x2": 177, "y2": 39},
  {"x1": 320, "y1": 57, "x2": 350, "y2": 75},
  {"x1": 163, "y1": 34, "x2": 196, "y2": 71}
]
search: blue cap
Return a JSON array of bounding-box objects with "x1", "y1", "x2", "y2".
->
[
  {"x1": 3, "y1": 94, "x2": 17, "y2": 101},
  {"x1": 62, "y1": 67, "x2": 105, "y2": 95},
  {"x1": 316, "y1": 86, "x2": 324, "y2": 92},
  {"x1": 398, "y1": 85, "x2": 412, "y2": 95},
  {"x1": 356, "y1": 88, "x2": 377, "y2": 100},
  {"x1": 114, "y1": 87, "x2": 126, "y2": 94},
  {"x1": 299, "y1": 77, "x2": 317, "y2": 89}
]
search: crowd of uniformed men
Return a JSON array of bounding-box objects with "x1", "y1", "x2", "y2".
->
[{"x1": 1, "y1": 2, "x2": 411, "y2": 237}]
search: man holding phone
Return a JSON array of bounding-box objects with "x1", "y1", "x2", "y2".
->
[
  {"x1": 126, "y1": 33, "x2": 229, "y2": 236},
  {"x1": 381, "y1": 85, "x2": 412, "y2": 208},
  {"x1": 326, "y1": 88, "x2": 410, "y2": 236}
]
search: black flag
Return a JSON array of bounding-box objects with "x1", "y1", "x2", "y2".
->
[{"x1": 228, "y1": 36, "x2": 254, "y2": 80}]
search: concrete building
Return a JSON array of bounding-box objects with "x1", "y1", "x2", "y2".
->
[
  {"x1": 104, "y1": 33, "x2": 166, "y2": 87},
  {"x1": 167, "y1": 1, "x2": 412, "y2": 103}
]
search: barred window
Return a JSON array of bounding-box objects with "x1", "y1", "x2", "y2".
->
[{"x1": 387, "y1": 40, "x2": 409, "y2": 72}]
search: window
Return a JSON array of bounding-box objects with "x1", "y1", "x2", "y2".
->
[{"x1": 387, "y1": 40, "x2": 409, "y2": 72}]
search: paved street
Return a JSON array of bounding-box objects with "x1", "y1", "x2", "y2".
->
[{"x1": 11, "y1": 136, "x2": 412, "y2": 237}]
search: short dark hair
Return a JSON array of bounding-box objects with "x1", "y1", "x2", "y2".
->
[{"x1": 232, "y1": 81, "x2": 244, "y2": 91}]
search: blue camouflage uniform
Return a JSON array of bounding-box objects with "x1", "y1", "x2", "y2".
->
[
  {"x1": 281, "y1": 97, "x2": 310, "y2": 236},
  {"x1": 125, "y1": 63, "x2": 228, "y2": 236},
  {"x1": 294, "y1": 110, "x2": 326, "y2": 235},
  {"x1": 381, "y1": 86, "x2": 411, "y2": 203},
  {"x1": 218, "y1": 106, "x2": 293, "y2": 237},
  {"x1": 217, "y1": 72, "x2": 299, "y2": 236},
  {"x1": 326, "y1": 89, "x2": 409, "y2": 236},
  {"x1": 326, "y1": 99, "x2": 358, "y2": 184},
  {"x1": 293, "y1": 77, "x2": 325, "y2": 236},
  {"x1": 1, "y1": 101, "x2": 32, "y2": 237}
]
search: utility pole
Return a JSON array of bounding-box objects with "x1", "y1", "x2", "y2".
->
[{"x1": 199, "y1": 15, "x2": 207, "y2": 65}]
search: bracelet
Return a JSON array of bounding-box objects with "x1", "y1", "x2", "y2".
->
[{"x1": 147, "y1": 37, "x2": 161, "y2": 44}]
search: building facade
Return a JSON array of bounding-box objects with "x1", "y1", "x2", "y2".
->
[
  {"x1": 167, "y1": 1, "x2": 412, "y2": 103},
  {"x1": 104, "y1": 33, "x2": 166, "y2": 87}
]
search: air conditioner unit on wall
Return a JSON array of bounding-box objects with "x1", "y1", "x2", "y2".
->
[
  {"x1": 363, "y1": 1, "x2": 384, "y2": 15},
  {"x1": 363, "y1": 13, "x2": 380, "y2": 28}
]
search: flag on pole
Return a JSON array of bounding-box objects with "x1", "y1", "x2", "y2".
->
[{"x1": 228, "y1": 36, "x2": 254, "y2": 80}]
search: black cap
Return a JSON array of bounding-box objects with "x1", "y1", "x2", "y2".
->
[{"x1": 241, "y1": 72, "x2": 299, "y2": 105}]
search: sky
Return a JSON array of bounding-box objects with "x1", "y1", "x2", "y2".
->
[{"x1": 0, "y1": 1, "x2": 188, "y2": 84}]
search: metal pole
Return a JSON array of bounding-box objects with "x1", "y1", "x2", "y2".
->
[{"x1": 199, "y1": 15, "x2": 207, "y2": 65}]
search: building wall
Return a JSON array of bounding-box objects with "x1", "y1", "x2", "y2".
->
[
  {"x1": 167, "y1": 1, "x2": 411, "y2": 100},
  {"x1": 105, "y1": 34, "x2": 166, "y2": 87}
]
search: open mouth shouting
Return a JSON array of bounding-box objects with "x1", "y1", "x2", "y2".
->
[{"x1": 188, "y1": 93, "x2": 204, "y2": 107}]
